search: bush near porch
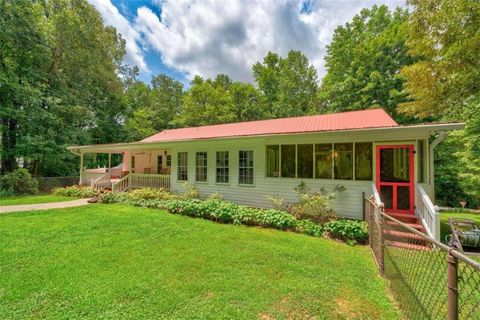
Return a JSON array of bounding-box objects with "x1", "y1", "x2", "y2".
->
[{"x1": 100, "y1": 188, "x2": 368, "y2": 244}]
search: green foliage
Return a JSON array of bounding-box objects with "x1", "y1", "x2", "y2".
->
[
  {"x1": 52, "y1": 185, "x2": 96, "y2": 198},
  {"x1": 324, "y1": 220, "x2": 369, "y2": 244},
  {"x1": 128, "y1": 188, "x2": 175, "y2": 200},
  {"x1": 265, "y1": 194, "x2": 285, "y2": 210},
  {"x1": 290, "y1": 192, "x2": 337, "y2": 224},
  {"x1": 101, "y1": 193, "x2": 325, "y2": 239},
  {"x1": 182, "y1": 182, "x2": 200, "y2": 199},
  {"x1": 0, "y1": 168, "x2": 38, "y2": 195},
  {"x1": 319, "y1": 5, "x2": 414, "y2": 122},
  {"x1": 253, "y1": 51, "x2": 318, "y2": 117}
]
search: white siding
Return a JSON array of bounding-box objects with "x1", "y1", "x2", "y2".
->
[{"x1": 169, "y1": 137, "x2": 373, "y2": 220}]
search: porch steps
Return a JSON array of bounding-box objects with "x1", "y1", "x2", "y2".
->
[{"x1": 384, "y1": 212, "x2": 429, "y2": 251}]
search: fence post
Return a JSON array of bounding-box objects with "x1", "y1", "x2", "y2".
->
[
  {"x1": 447, "y1": 251, "x2": 458, "y2": 320},
  {"x1": 369, "y1": 199, "x2": 374, "y2": 248},
  {"x1": 377, "y1": 203, "x2": 385, "y2": 275}
]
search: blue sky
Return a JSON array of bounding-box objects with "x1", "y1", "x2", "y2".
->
[{"x1": 89, "y1": 0, "x2": 405, "y2": 85}]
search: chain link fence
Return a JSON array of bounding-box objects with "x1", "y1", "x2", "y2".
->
[
  {"x1": 365, "y1": 197, "x2": 480, "y2": 320},
  {"x1": 37, "y1": 176, "x2": 79, "y2": 192}
]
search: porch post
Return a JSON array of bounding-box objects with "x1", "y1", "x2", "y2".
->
[
  {"x1": 79, "y1": 152, "x2": 84, "y2": 185},
  {"x1": 108, "y1": 153, "x2": 112, "y2": 174}
]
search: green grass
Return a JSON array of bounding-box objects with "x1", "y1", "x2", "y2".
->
[
  {"x1": 0, "y1": 204, "x2": 398, "y2": 319},
  {"x1": 0, "y1": 194, "x2": 75, "y2": 206}
]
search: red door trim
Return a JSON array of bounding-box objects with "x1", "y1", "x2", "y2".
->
[{"x1": 376, "y1": 145, "x2": 415, "y2": 214}]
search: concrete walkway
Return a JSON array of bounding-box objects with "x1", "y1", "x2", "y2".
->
[{"x1": 0, "y1": 198, "x2": 91, "y2": 214}]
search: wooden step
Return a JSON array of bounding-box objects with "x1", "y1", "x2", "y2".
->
[
  {"x1": 386, "y1": 220, "x2": 425, "y2": 232},
  {"x1": 384, "y1": 229, "x2": 425, "y2": 241},
  {"x1": 387, "y1": 212, "x2": 419, "y2": 223},
  {"x1": 388, "y1": 241, "x2": 430, "y2": 251}
]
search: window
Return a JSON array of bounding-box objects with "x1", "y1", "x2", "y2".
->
[
  {"x1": 315, "y1": 144, "x2": 332, "y2": 179},
  {"x1": 195, "y1": 152, "x2": 208, "y2": 182},
  {"x1": 166, "y1": 155, "x2": 171, "y2": 167},
  {"x1": 177, "y1": 152, "x2": 188, "y2": 181},
  {"x1": 418, "y1": 140, "x2": 425, "y2": 183},
  {"x1": 297, "y1": 144, "x2": 313, "y2": 178},
  {"x1": 281, "y1": 144, "x2": 296, "y2": 178},
  {"x1": 239, "y1": 150, "x2": 254, "y2": 185},
  {"x1": 334, "y1": 143, "x2": 353, "y2": 180},
  {"x1": 157, "y1": 155, "x2": 163, "y2": 174},
  {"x1": 131, "y1": 156, "x2": 136, "y2": 173},
  {"x1": 216, "y1": 151, "x2": 229, "y2": 183},
  {"x1": 355, "y1": 142, "x2": 372, "y2": 180},
  {"x1": 266, "y1": 145, "x2": 279, "y2": 177}
]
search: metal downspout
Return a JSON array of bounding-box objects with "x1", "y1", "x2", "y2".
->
[{"x1": 429, "y1": 131, "x2": 447, "y2": 203}]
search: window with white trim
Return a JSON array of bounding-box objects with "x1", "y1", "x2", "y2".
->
[
  {"x1": 216, "y1": 151, "x2": 229, "y2": 183},
  {"x1": 238, "y1": 150, "x2": 254, "y2": 185},
  {"x1": 195, "y1": 152, "x2": 208, "y2": 182},
  {"x1": 177, "y1": 152, "x2": 188, "y2": 181}
]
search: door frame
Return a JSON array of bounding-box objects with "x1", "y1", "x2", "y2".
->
[{"x1": 376, "y1": 144, "x2": 415, "y2": 214}]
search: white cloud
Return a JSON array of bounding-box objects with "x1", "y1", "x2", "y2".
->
[
  {"x1": 92, "y1": 0, "x2": 406, "y2": 82},
  {"x1": 135, "y1": 0, "x2": 406, "y2": 82},
  {"x1": 88, "y1": 0, "x2": 148, "y2": 72}
]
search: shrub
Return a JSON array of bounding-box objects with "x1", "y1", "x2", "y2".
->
[
  {"x1": 182, "y1": 182, "x2": 200, "y2": 199},
  {"x1": 266, "y1": 194, "x2": 285, "y2": 209},
  {"x1": 0, "y1": 168, "x2": 38, "y2": 195},
  {"x1": 128, "y1": 188, "x2": 176, "y2": 200},
  {"x1": 290, "y1": 191, "x2": 336, "y2": 224},
  {"x1": 52, "y1": 185, "x2": 96, "y2": 198},
  {"x1": 324, "y1": 219, "x2": 368, "y2": 244},
  {"x1": 208, "y1": 191, "x2": 224, "y2": 200}
]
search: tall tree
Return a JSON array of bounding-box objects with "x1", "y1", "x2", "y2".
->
[
  {"x1": 319, "y1": 5, "x2": 413, "y2": 121},
  {"x1": 253, "y1": 51, "x2": 318, "y2": 118},
  {"x1": 401, "y1": 0, "x2": 480, "y2": 206},
  {"x1": 125, "y1": 74, "x2": 184, "y2": 140}
]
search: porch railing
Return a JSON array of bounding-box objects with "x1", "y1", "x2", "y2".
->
[
  {"x1": 91, "y1": 172, "x2": 111, "y2": 191},
  {"x1": 416, "y1": 183, "x2": 440, "y2": 241},
  {"x1": 111, "y1": 174, "x2": 170, "y2": 193},
  {"x1": 81, "y1": 171, "x2": 106, "y2": 185}
]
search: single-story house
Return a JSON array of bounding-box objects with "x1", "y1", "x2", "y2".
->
[{"x1": 68, "y1": 109, "x2": 464, "y2": 240}]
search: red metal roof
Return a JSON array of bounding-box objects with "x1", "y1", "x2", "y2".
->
[{"x1": 142, "y1": 109, "x2": 398, "y2": 143}]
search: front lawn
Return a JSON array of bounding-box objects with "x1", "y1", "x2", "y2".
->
[
  {"x1": 0, "y1": 204, "x2": 398, "y2": 319},
  {"x1": 0, "y1": 194, "x2": 74, "y2": 206}
]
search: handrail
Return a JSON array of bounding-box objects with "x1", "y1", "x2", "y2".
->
[
  {"x1": 91, "y1": 172, "x2": 111, "y2": 191},
  {"x1": 82, "y1": 171, "x2": 105, "y2": 185},
  {"x1": 415, "y1": 183, "x2": 440, "y2": 241},
  {"x1": 112, "y1": 174, "x2": 130, "y2": 193},
  {"x1": 371, "y1": 182, "x2": 382, "y2": 206}
]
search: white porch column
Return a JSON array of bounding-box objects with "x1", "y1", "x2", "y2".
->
[
  {"x1": 79, "y1": 152, "x2": 84, "y2": 185},
  {"x1": 108, "y1": 153, "x2": 112, "y2": 174}
]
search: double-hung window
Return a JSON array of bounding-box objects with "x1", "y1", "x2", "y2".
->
[
  {"x1": 238, "y1": 150, "x2": 254, "y2": 185},
  {"x1": 177, "y1": 152, "x2": 188, "y2": 181},
  {"x1": 216, "y1": 151, "x2": 229, "y2": 183},
  {"x1": 196, "y1": 152, "x2": 208, "y2": 182}
]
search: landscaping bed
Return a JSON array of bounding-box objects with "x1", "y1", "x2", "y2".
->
[{"x1": 0, "y1": 204, "x2": 398, "y2": 319}]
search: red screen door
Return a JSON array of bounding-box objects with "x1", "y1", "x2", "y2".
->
[{"x1": 376, "y1": 145, "x2": 414, "y2": 214}]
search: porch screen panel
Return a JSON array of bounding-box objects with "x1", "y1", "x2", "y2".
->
[
  {"x1": 177, "y1": 152, "x2": 188, "y2": 181},
  {"x1": 266, "y1": 145, "x2": 279, "y2": 177},
  {"x1": 131, "y1": 156, "x2": 136, "y2": 173},
  {"x1": 355, "y1": 142, "x2": 372, "y2": 180},
  {"x1": 216, "y1": 151, "x2": 229, "y2": 183},
  {"x1": 238, "y1": 150, "x2": 254, "y2": 185},
  {"x1": 334, "y1": 143, "x2": 353, "y2": 180},
  {"x1": 157, "y1": 155, "x2": 163, "y2": 174},
  {"x1": 195, "y1": 152, "x2": 208, "y2": 182},
  {"x1": 281, "y1": 145, "x2": 296, "y2": 178},
  {"x1": 297, "y1": 144, "x2": 313, "y2": 178},
  {"x1": 315, "y1": 144, "x2": 332, "y2": 179}
]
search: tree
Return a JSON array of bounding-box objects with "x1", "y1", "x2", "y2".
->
[
  {"x1": 125, "y1": 74, "x2": 184, "y2": 140},
  {"x1": 253, "y1": 51, "x2": 318, "y2": 118},
  {"x1": 401, "y1": 0, "x2": 480, "y2": 206},
  {"x1": 319, "y1": 5, "x2": 413, "y2": 121}
]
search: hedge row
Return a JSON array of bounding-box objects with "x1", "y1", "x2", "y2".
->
[{"x1": 101, "y1": 191, "x2": 368, "y2": 243}]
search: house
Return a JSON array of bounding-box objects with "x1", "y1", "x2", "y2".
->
[{"x1": 68, "y1": 109, "x2": 464, "y2": 240}]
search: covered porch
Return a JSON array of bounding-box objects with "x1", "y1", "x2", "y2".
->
[{"x1": 76, "y1": 147, "x2": 172, "y2": 192}]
